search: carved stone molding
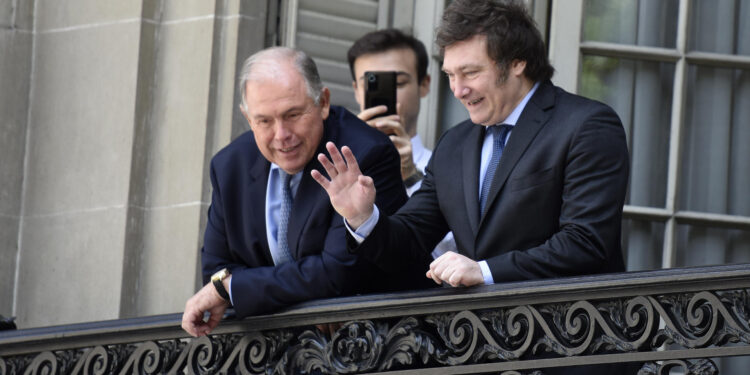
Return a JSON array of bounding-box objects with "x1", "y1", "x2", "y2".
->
[{"x1": 1, "y1": 289, "x2": 748, "y2": 374}]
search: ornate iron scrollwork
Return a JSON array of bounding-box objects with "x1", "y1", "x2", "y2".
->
[
  {"x1": 531, "y1": 296, "x2": 656, "y2": 356},
  {"x1": 1, "y1": 289, "x2": 748, "y2": 374},
  {"x1": 276, "y1": 317, "x2": 439, "y2": 374},
  {"x1": 652, "y1": 290, "x2": 750, "y2": 349},
  {"x1": 638, "y1": 359, "x2": 718, "y2": 375},
  {"x1": 69, "y1": 346, "x2": 111, "y2": 374}
]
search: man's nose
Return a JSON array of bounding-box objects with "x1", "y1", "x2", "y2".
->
[
  {"x1": 452, "y1": 79, "x2": 470, "y2": 99},
  {"x1": 275, "y1": 122, "x2": 293, "y2": 140}
]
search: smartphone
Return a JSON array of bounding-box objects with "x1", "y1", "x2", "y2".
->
[{"x1": 364, "y1": 71, "x2": 397, "y2": 116}]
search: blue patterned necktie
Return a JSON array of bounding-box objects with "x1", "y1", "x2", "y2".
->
[
  {"x1": 274, "y1": 170, "x2": 294, "y2": 265},
  {"x1": 479, "y1": 124, "x2": 512, "y2": 215}
]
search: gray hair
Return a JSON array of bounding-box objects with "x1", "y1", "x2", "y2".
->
[{"x1": 238, "y1": 47, "x2": 324, "y2": 112}]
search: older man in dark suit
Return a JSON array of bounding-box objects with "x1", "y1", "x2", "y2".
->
[
  {"x1": 182, "y1": 47, "x2": 432, "y2": 337},
  {"x1": 313, "y1": 1, "x2": 631, "y2": 372}
]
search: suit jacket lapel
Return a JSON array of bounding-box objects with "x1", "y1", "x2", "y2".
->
[
  {"x1": 480, "y1": 82, "x2": 555, "y2": 226},
  {"x1": 462, "y1": 124, "x2": 485, "y2": 236},
  {"x1": 287, "y1": 115, "x2": 338, "y2": 260},
  {"x1": 248, "y1": 154, "x2": 274, "y2": 265}
]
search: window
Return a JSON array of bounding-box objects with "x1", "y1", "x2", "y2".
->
[
  {"x1": 279, "y1": 0, "x2": 387, "y2": 112},
  {"x1": 551, "y1": 0, "x2": 750, "y2": 273},
  {"x1": 578, "y1": 0, "x2": 750, "y2": 270},
  {"x1": 553, "y1": 4, "x2": 750, "y2": 371}
]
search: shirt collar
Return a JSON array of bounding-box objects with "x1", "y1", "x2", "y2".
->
[
  {"x1": 498, "y1": 81, "x2": 540, "y2": 126},
  {"x1": 269, "y1": 163, "x2": 302, "y2": 194}
]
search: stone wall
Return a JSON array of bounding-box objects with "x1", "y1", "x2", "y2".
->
[{"x1": 0, "y1": 0, "x2": 271, "y2": 328}]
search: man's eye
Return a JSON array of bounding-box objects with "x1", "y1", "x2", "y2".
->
[
  {"x1": 465, "y1": 71, "x2": 478, "y2": 77},
  {"x1": 397, "y1": 81, "x2": 409, "y2": 87}
]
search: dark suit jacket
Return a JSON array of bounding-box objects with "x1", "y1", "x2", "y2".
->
[
  {"x1": 357, "y1": 81, "x2": 629, "y2": 282},
  {"x1": 201, "y1": 106, "x2": 433, "y2": 318}
]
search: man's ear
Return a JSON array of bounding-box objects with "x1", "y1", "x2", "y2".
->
[
  {"x1": 419, "y1": 74, "x2": 431, "y2": 98},
  {"x1": 510, "y1": 60, "x2": 527, "y2": 77},
  {"x1": 319, "y1": 87, "x2": 331, "y2": 119}
]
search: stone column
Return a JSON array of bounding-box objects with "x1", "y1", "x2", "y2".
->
[
  {"x1": 15, "y1": 0, "x2": 145, "y2": 327},
  {"x1": 0, "y1": 0, "x2": 34, "y2": 319},
  {"x1": 5, "y1": 0, "x2": 271, "y2": 328}
]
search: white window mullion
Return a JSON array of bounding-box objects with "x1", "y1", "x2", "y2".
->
[
  {"x1": 414, "y1": 0, "x2": 446, "y2": 149},
  {"x1": 280, "y1": 0, "x2": 299, "y2": 47},
  {"x1": 377, "y1": 0, "x2": 391, "y2": 29},
  {"x1": 548, "y1": 0, "x2": 584, "y2": 93},
  {"x1": 662, "y1": 0, "x2": 691, "y2": 269},
  {"x1": 579, "y1": 41, "x2": 681, "y2": 63}
]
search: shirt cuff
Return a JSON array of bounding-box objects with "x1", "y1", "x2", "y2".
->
[
  {"x1": 228, "y1": 276, "x2": 235, "y2": 306},
  {"x1": 405, "y1": 179, "x2": 423, "y2": 196},
  {"x1": 344, "y1": 205, "x2": 380, "y2": 244},
  {"x1": 478, "y1": 260, "x2": 494, "y2": 285}
]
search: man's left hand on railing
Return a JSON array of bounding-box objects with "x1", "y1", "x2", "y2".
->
[
  {"x1": 426, "y1": 251, "x2": 484, "y2": 287},
  {"x1": 182, "y1": 282, "x2": 230, "y2": 337}
]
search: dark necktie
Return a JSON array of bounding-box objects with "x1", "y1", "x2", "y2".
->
[
  {"x1": 479, "y1": 124, "x2": 512, "y2": 215},
  {"x1": 274, "y1": 171, "x2": 293, "y2": 265}
]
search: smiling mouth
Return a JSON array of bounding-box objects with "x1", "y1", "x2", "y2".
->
[
  {"x1": 467, "y1": 97, "x2": 484, "y2": 106},
  {"x1": 279, "y1": 145, "x2": 299, "y2": 153}
]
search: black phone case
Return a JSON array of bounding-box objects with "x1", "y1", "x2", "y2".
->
[{"x1": 364, "y1": 71, "x2": 397, "y2": 116}]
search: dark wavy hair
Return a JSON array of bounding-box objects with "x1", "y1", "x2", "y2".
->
[
  {"x1": 436, "y1": 0, "x2": 553, "y2": 82},
  {"x1": 347, "y1": 29, "x2": 429, "y2": 84}
]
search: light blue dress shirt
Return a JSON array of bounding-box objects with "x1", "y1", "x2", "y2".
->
[
  {"x1": 229, "y1": 164, "x2": 301, "y2": 304},
  {"x1": 475, "y1": 82, "x2": 539, "y2": 284}
]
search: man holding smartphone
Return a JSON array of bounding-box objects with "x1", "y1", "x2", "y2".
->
[
  {"x1": 347, "y1": 29, "x2": 431, "y2": 197},
  {"x1": 348, "y1": 29, "x2": 456, "y2": 258}
]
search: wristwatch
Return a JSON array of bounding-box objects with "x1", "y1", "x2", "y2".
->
[
  {"x1": 404, "y1": 169, "x2": 424, "y2": 188},
  {"x1": 211, "y1": 268, "x2": 231, "y2": 302}
]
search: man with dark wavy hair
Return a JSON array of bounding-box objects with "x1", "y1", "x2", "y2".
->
[
  {"x1": 313, "y1": 1, "x2": 632, "y2": 372},
  {"x1": 347, "y1": 29, "x2": 431, "y2": 197}
]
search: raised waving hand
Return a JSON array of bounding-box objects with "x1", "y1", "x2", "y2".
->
[{"x1": 311, "y1": 142, "x2": 376, "y2": 229}]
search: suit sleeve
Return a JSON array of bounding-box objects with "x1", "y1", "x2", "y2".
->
[
  {"x1": 486, "y1": 106, "x2": 629, "y2": 280},
  {"x1": 201, "y1": 160, "x2": 231, "y2": 285},
  {"x1": 205, "y1": 141, "x2": 407, "y2": 318},
  {"x1": 350, "y1": 150, "x2": 452, "y2": 272}
]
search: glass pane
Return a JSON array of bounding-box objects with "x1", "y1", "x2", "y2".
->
[
  {"x1": 689, "y1": 0, "x2": 750, "y2": 56},
  {"x1": 680, "y1": 65, "x2": 750, "y2": 216},
  {"x1": 622, "y1": 219, "x2": 664, "y2": 271},
  {"x1": 675, "y1": 224, "x2": 750, "y2": 267},
  {"x1": 579, "y1": 55, "x2": 674, "y2": 208},
  {"x1": 582, "y1": 0, "x2": 679, "y2": 48}
]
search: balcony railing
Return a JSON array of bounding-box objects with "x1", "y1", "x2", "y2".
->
[{"x1": 1, "y1": 264, "x2": 749, "y2": 374}]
